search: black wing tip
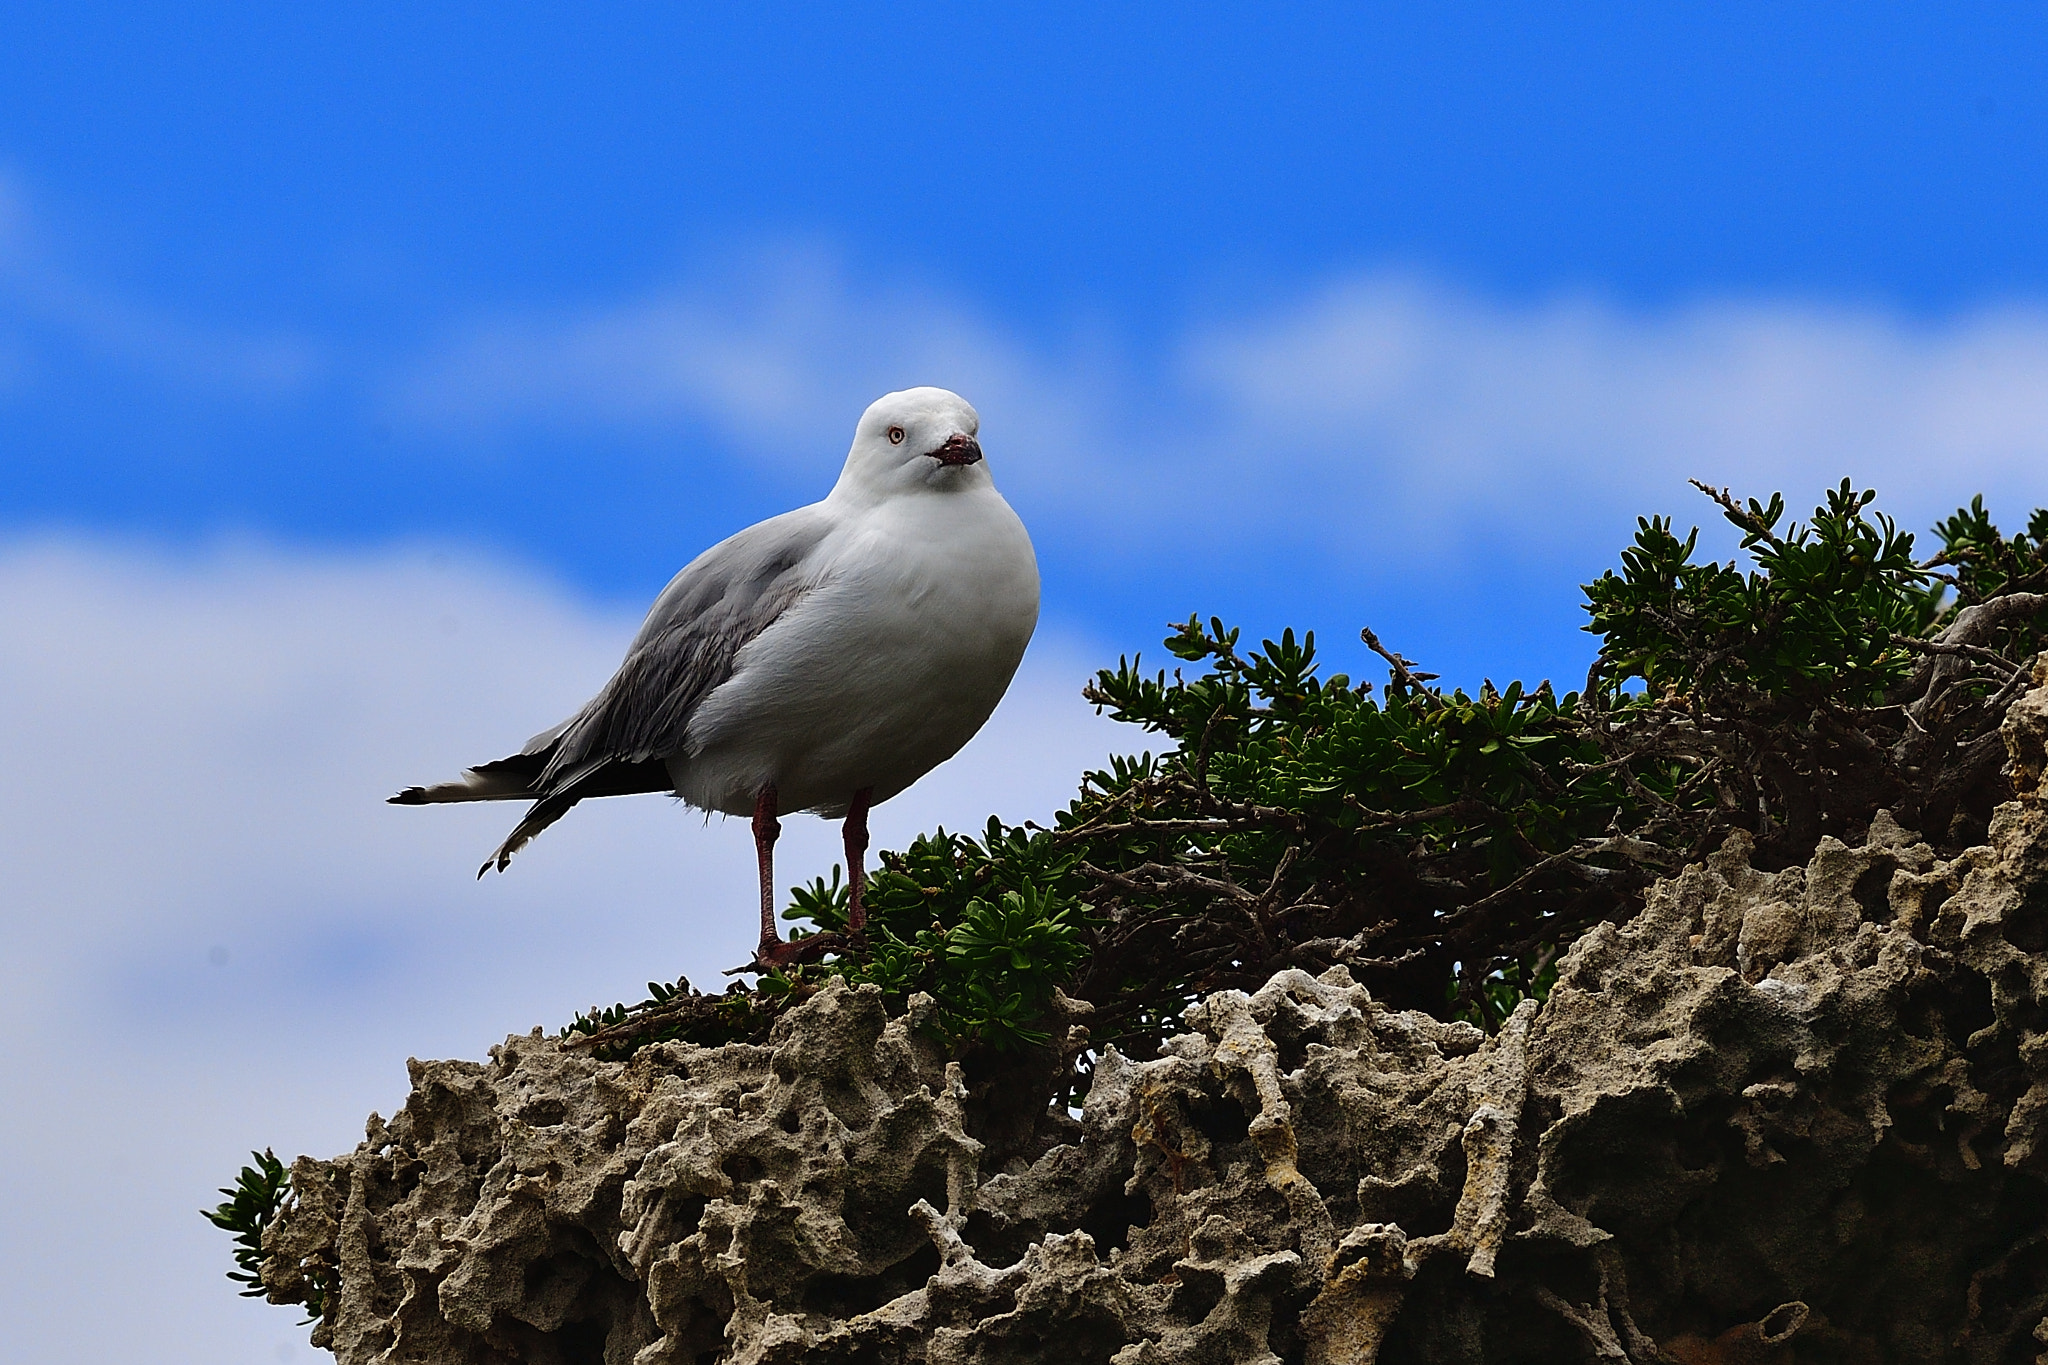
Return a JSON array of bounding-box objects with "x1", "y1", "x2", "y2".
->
[{"x1": 389, "y1": 787, "x2": 429, "y2": 805}]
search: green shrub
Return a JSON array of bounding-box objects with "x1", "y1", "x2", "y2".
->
[{"x1": 554, "y1": 481, "x2": 2048, "y2": 1064}]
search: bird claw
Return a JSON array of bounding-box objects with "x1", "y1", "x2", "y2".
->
[{"x1": 728, "y1": 931, "x2": 863, "y2": 976}]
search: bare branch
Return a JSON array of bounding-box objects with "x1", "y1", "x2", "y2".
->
[{"x1": 1360, "y1": 624, "x2": 1437, "y2": 692}]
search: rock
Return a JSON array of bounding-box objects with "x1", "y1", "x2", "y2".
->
[{"x1": 267, "y1": 672, "x2": 2048, "y2": 1363}]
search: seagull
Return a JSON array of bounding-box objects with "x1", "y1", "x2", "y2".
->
[{"x1": 391, "y1": 387, "x2": 1040, "y2": 968}]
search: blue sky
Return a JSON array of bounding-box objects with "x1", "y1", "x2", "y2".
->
[
  {"x1": 6, "y1": 8, "x2": 2048, "y2": 1362},
  {"x1": 7, "y1": 4, "x2": 2048, "y2": 681}
]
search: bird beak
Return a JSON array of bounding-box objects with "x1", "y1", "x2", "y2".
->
[{"x1": 931, "y1": 433, "x2": 983, "y2": 466}]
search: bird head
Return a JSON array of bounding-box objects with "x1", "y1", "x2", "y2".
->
[{"x1": 834, "y1": 387, "x2": 991, "y2": 501}]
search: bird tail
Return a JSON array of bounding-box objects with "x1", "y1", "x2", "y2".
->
[
  {"x1": 390, "y1": 718, "x2": 672, "y2": 873},
  {"x1": 477, "y1": 792, "x2": 582, "y2": 877},
  {"x1": 388, "y1": 751, "x2": 548, "y2": 805}
]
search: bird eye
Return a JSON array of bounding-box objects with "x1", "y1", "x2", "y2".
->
[{"x1": 887, "y1": 426, "x2": 906, "y2": 445}]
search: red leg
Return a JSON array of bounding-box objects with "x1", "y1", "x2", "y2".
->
[
  {"x1": 843, "y1": 787, "x2": 873, "y2": 935},
  {"x1": 752, "y1": 785, "x2": 781, "y2": 953},
  {"x1": 740, "y1": 785, "x2": 873, "y2": 974}
]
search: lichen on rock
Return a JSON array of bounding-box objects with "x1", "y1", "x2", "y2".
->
[{"x1": 267, "y1": 665, "x2": 2048, "y2": 1362}]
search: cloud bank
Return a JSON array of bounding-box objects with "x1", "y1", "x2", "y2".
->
[
  {"x1": 0, "y1": 538, "x2": 1122, "y2": 1363},
  {"x1": 1185, "y1": 277, "x2": 2048, "y2": 541},
  {"x1": 397, "y1": 256, "x2": 2048, "y2": 559},
  {"x1": 395, "y1": 246, "x2": 1110, "y2": 501}
]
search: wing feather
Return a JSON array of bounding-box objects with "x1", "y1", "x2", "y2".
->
[
  {"x1": 387, "y1": 503, "x2": 837, "y2": 870},
  {"x1": 537, "y1": 505, "x2": 832, "y2": 787}
]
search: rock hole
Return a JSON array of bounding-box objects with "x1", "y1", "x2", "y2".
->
[
  {"x1": 1266, "y1": 1285, "x2": 1313, "y2": 1365},
  {"x1": 961, "y1": 1208, "x2": 1032, "y2": 1270},
  {"x1": 522, "y1": 1250, "x2": 595, "y2": 1303},
  {"x1": 1917, "y1": 881, "x2": 1954, "y2": 925},
  {"x1": 1189, "y1": 1092, "x2": 1252, "y2": 1149},
  {"x1": 972, "y1": 1311, "x2": 1132, "y2": 1365},
  {"x1": 1169, "y1": 1268, "x2": 1225, "y2": 1325},
  {"x1": 1882, "y1": 1078, "x2": 1952, "y2": 1151},
  {"x1": 1376, "y1": 1250, "x2": 1583, "y2": 1364},
  {"x1": 908, "y1": 1155, "x2": 951, "y2": 1224},
  {"x1": 721, "y1": 1152, "x2": 766, "y2": 1185},
  {"x1": 839, "y1": 1148, "x2": 953, "y2": 1267},
  {"x1": 777, "y1": 1109, "x2": 802, "y2": 1135},
  {"x1": 668, "y1": 1286, "x2": 737, "y2": 1363},
  {"x1": 668, "y1": 1195, "x2": 708, "y2": 1238},
  {"x1": 799, "y1": 1240, "x2": 942, "y2": 1318},
  {"x1": 1758, "y1": 1300, "x2": 1809, "y2": 1343},
  {"x1": 1947, "y1": 973, "x2": 1996, "y2": 1048},
  {"x1": 1851, "y1": 861, "x2": 1895, "y2": 922},
  {"x1": 1547, "y1": 1088, "x2": 1714, "y2": 1237},
  {"x1": 2005, "y1": 882, "x2": 2048, "y2": 953},
  {"x1": 549, "y1": 1317, "x2": 609, "y2": 1365},
  {"x1": 518, "y1": 1098, "x2": 570, "y2": 1126},
  {"x1": 1264, "y1": 1012, "x2": 1316, "y2": 1075},
  {"x1": 1078, "y1": 1183, "x2": 1153, "y2": 1256},
  {"x1": 488, "y1": 1314, "x2": 613, "y2": 1365}
]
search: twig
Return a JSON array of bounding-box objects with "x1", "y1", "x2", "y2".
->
[
  {"x1": 560, "y1": 989, "x2": 747, "y2": 1051},
  {"x1": 1360, "y1": 624, "x2": 1438, "y2": 692},
  {"x1": 1192, "y1": 705, "x2": 1230, "y2": 812},
  {"x1": 1437, "y1": 837, "x2": 1673, "y2": 932},
  {"x1": 1886, "y1": 633, "x2": 2021, "y2": 676},
  {"x1": 1079, "y1": 859, "x2": 1256, "y2": 903},
  {"x1": 1894, "y1": 592, "x2": 2048, "y2": 707},
  {"x1": 1254, "y1": 845, "x2": 1299, "y2": 920},
  {"x1": 1690, "y1": 478, "x2": 1780, "y2": 546},
  {"x1": 1054, "y1": 813, "x2": 1289, "y2": 844},
  {"x1": 1343, "y1": 795, "x2": 1496, "y2": 830}
]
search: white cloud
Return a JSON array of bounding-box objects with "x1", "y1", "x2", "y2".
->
[
  {"x1": 0, "y1": 537, "x2": 1123, "y2": 1364},
  {"x1": 396, "y1": 260, "x2": 2048, "y2": 556},
  {"x1": 1183, "y1": 276, "x2": 2048, "y2": 544},
  {"x1": 394, "y1": 243, "x2": 1109, "y2": 498}
]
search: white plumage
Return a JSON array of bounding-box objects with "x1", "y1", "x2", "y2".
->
[{"x1": 392, "y1": 386, "x2": 1039, "y2": 964}]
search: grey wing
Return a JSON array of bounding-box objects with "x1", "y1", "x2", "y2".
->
[
  {"x1": 540, "y1": 505, "x2": 833, "y2": 787},
  {"x1": 391, "y1": 504, "x2": 834, "y2": 872}
]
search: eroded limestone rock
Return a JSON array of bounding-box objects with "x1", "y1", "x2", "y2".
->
[{"x1": 268, "y1": 667, "x2": 2048, "y2": 1363}]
